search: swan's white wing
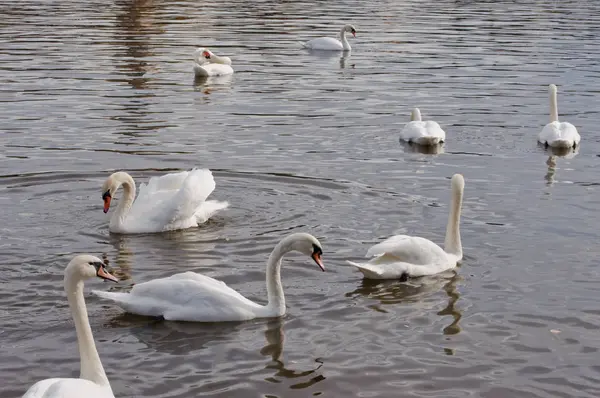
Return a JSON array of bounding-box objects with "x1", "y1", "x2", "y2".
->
[
  {"x1": 302, "y1": 37, "x2": 344, "y2": 50},
  {"x1": 194, "y1": 63, "x2": 233, "y2": 77},
  {"x1": 93, "y1": 272, "x2": 262, "y2": 322},
  {"x1": 400, "y1": 121, "x2": 445, "y2": 145},
  {"x1": 23, "y1": 378, "x2": 112, "y2": 398},
  {"x1": 539, "y1": 121, "x2": 580, "y2": 148}
]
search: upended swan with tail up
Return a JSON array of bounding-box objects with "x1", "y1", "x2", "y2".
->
[
  {"x1": 93, "y1": 233, "x2": 325, "y2": 322},
  {"x1": 347, "y1": 174, "x2": 464, "y2": 280},
  {"x1": 399, "y1": 108, "x2": 446, "y2": 146},
  {"x1": 22, "y1": 255, "x2": 118, "y2": 398},
  {"x1": 101, "y1": 169, "x2": 228, "y2": 234},
  {"x1": 301, "y1": 24, "x2": 357, "y2": 51},
  {"x1": 193, "y1": 48, "x2": 234, "y2": 77},
  {"x1": 538, "y1": 84, "x2": 580, "y2": 148}
]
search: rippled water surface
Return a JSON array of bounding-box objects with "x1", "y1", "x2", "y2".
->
[{"x1": 2, "y1": 0, "x2": 600, "y2": 397}]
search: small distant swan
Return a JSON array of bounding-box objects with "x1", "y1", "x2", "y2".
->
[
  {"x1": 301, "y1": 24, "x2": 356, "y2": 51},
  {"x1": 193, "y1": 48, "x2": 234, "y2": 77},
  {"x1": 93, "y1": 233, "x2": 324, "y2": 322},
  {"x1": 399, "y1": 108, "x2": 446, "y2": 146},
  {"x1": 102, "y1": 169, "x2": 229, "y2": 234},
  {"x1": 347, "y1": 174, "x2": 464, "y2": 280},
  {"x1": 22, "y1": 255, "x2": 118, "y2": 398},
  {"x1": 538, "y1": 84, "x2": 580, "y2": 148}
]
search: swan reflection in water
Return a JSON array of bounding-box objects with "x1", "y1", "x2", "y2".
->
[
  {"x1": 193, "y1": 73, "x2": 234, "y2": 94},
  {"x1": 538, "y1": 143, "x2": 579, "y2": 186},
  {"x1": 346, "y1": 271, "x2": 462, "y2": 335},
  {"x1": 261, "y1": 318, "x2": 326, "y2": 388},
  {"x1": 400, "y1": 140, "x2": 445, "y2": 155}
]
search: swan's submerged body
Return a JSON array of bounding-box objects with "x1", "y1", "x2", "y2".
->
[
  {"x1": 348, "y1": 174, "x2": 464, "y2": 280},
  {"x1": 94, "y1": 233, "x2": 325, "y2": 322},
  {"x1": 399, "y1": 108, "x2": 446, "y2": 146},
  {"x1": 538, "y1": 84, "x2": 580, "y2": 148},
  {"x1": 302, "y1": 24, "x2": 356, "y2": 51},
  {"x1": 22, "y1": 255, "x2": 118, "y2": 398},
  {"x1": 102, "y1": 169, "x2": 228, "y2": 234},
  {"x1": 193, "y1": 48, "x2": 233, "y2": 77}
]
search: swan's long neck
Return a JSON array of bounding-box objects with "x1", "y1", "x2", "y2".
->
[
  {"x1": 411, "y1": 108, "x2": 422, "y2": 122},
  {"x1": 339, "y1": 27, "x2": 351, "y2": 51},
  {"x1": 212, "y1": 54, "x2": 232, "y2": 65},
  {"x1": 64, "y1": 273, "x2": 112, "y2": 390},
  {"x1": 110, "y1": 174, "x2": 136, "y2": 230},
  {"x1": 444, "y1": 178, "x2": 464, "y2": 259},
  {"x1": 549, "y1": 85, "x2": 559, "y2": 122},
  {"x1": 264, "y1": 241, "x2": 291, "y2": 316}
]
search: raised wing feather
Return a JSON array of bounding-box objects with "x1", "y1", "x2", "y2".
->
[{"x1": 366, "y1": 235, "x2": 448, "y2": 266}]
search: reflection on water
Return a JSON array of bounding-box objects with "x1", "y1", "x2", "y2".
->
[{"x1": 193, "y1": 74, "x2": 234, "y2": 93}]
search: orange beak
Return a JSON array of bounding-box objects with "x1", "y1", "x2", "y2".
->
[
  {"x1": 312, "y1": 252, "x2": 325, "y2": 272},
  {"x1": 103, "y1": 196, "x2": 111, "y2": 213},
  {"x1": 97, "y1": 266, "x2": 119, "y2": 283},
  {"x1": 352, "y1": 32, "x2": 356, "y2": 37},
  {"x1": 202, "y1": 50, "x2": 210, "y2": 59}
]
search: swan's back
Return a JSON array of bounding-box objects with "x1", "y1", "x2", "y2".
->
[
  {"x1": 400, "y1": 121, "x2": 446, "y2": 145},
  {"x1": 302, "y1": 37, "x2": 344, "y2": 50},
  {"x1": 539, "y1": 121, "x2": 580, "y2": 148},
  {"x1": 23, "y1": 377, "x2": 112, "y2": 398},
  {"x1": 367, "y1": 235, "x2": 448, "y2": 266},
  {"x1": 194, "y1": 63, "x2": 233, "y2": 77}
]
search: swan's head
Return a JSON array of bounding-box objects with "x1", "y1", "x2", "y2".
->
[
  {"x1": 410, "y1": 108, "x2": 422, "y2": 122},
  {"x1": 451, "y1": 173, "x2": 465, "y2": 192},
  {"x1": 285, "y1": 233, "x2": 325, "y2": 272},
  {"x1": 549, "y1": 84, "x2": 557, "y2": 94},
  {"x1": 101, "y1": 172, "x2": 129, "y2": 214},
  {"x1": 344, "y1": 24, "x2": 357, "y2": 37},
  {"x1": 67, "y1": 255, "x2": 119, "y2": 283}
]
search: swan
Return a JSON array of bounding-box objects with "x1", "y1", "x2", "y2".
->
[
  {"x1": 301, "y1": 24, "x2": 356, "y2": 51},
  {"x1": 93, "y1": 233, "x2": 324, "y2": 322},
  {"x1": 101, "y1": 169, "x2": 229, "y2": 234},
  {"x1": 347, "y1": 174, "x2": 464, "y2": 280},
  {"x1": 193, "y1": 48, "x2": 234, "y2": 77},
  {"x1": 538, "y1": 84, "x2": 580, "y2": 148},
  {"x1": 399, "y1": 108, "x2": 446, "y2": 146},
  {"x1": 22, "y1": 255, "x2": 118, "y2": 398}
]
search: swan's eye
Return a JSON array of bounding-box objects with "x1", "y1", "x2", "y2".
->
[
  {"x1": 102, "y1": 190, "x2": 111, "y2": 200},
  {"x1": 88, "y1": 261, "x2": 105, "y2": 271},
  {"x1": 312, "y1": 244, "x2": 322, "y2": 256}
]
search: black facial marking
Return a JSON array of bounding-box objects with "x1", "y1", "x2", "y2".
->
[
  {"x1": 102, "y1": 190, "x2": 111, "y2": 200},
  {"x1": 88, "y1": 261, "x2": 106, "y2": 271},
  {"x1": 312, "y1": 244, "x2": 322, "y2": 255}
]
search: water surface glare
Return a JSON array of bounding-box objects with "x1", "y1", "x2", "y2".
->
[{"x1": 2, "y1": 0, "x2": 600, "y2": 397}]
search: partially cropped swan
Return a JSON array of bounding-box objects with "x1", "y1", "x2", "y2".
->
[
  {"x1": 93, "y1": 233, "x2": 325, "y2": 322},
  {"x1": 301, "y1": 24, "x2": 357, "y2": 51},
  {"x1": 538, "y1": 84, "x2": 580, "y2": 148},
  {"x1": 101, "y1": 169, "x2": 229, "y2": 234},
  {"x1": 193, "y1": 48, "x2": 234, "y2": 77},
  {"x1": 399, "y1": 108, "x2": 446, "y2": 146},
  {"x1": 22, "y1": 255, "x2": 118, "y2": 398},
  {"x1": 347, "y1": 174, "x2": 464, "y2": 280}
]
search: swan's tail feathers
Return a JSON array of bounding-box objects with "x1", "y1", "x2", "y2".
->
[
  {"x1": 347, "y1": 260, "x2": 385, "y2": 279},
  {"x1": 195, "y1": 200, "x2": 229, "y2": 224},
  {"x1": 415, "y1": 136, "x2": 441, "y2": 146},
  {"x1": 549, "y1": 139, "x2": 573, "y2": 148},
  {"x1": 92, "y1": 290, "x2": 130, "y2": 305}
]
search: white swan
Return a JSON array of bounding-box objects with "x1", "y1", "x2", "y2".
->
[
  {"x1": 399, "y1": 108, "x2": 446, "y2": 146},
  {"x1": 101, "y1": 169, "x2": 229, "y2": 234},
  {"x1": 538, "y1": 84, "x2": 580, "y2": 148},
  {"x1": 93, "y1": 233, "x2": 324, "y2": 322},
  {"x1": 22, "y1": 255, "x2": 118, "y2": 398},
  {"x1": 347, "y1": 174, "x2": 464, "y2": 280},
  {"x1": 301, "y1": 24, "x2": 356, "y2": 51},
  {"x1": 193, "y1": 48, "x2": 234, "y2": 77}
]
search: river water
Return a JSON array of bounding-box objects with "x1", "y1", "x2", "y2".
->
[{"x1": 2, "y1": 0, "x2": 600, "y2": 397}]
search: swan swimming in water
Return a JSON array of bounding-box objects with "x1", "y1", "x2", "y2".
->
[
  {"x1": 101, "y1": 169, "x2": 229, "y2": 234},
  {"x1": 22, "y1": 255, "x2": 118, "y2": 398},
  {"x1": 301, "y1": 24, "x2": 357, "y2": 51},
  {"x1": 193, "y1": 48, "x2": 234, "y2": 77},
  {"x1": 399, "y1": 108, "x2": 446, "y2": 146},
  {"x1": 93, "y1": 233, "x2": 325, "y2": 322},
  {"x1": 538, "y1": 84, "x2": 580, "y2": 148},
  {"x1": 347, "y1": 174, "x2": 465, "y2": 280}
]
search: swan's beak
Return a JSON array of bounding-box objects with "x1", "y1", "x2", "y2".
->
[
  {"x1": 352, "y1": 32, "x2": 356, "y2": 37},
  {"x1": 102, "y1": 191, "x2": 111, "y2": 213},
  {"x1": 312, "y1": 252, "x2": 325, "y2": 272},
  {"x1": 97, "y1": 266, "x2": 119, "y2": 283}
]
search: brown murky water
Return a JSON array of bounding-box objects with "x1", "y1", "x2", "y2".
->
[{"x1": 2, "y1": 0, "x2": 600, "y2": 397}]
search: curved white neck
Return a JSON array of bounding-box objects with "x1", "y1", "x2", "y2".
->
[
  {"x1": 549, "y1": 86, "x2": 559, "y2": 122},
  {"x1": 339, "y1": 28, "x2": 351, "y2": 51},
  {"x1": 264, "y1": 240, "x2": 294, "y2": 316},
  {"x1": 64, "y1": 274, "x2": 112, "y2": 390},
  {"x1": 110, "y1": 174, "x2": 136, "y2": 231},
  {"x1": 411, "y1": 108, "x2": 422, "y2": 122},
  {"x1": 444, "y1": 180, "x2": 463, "y2": 258}
]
